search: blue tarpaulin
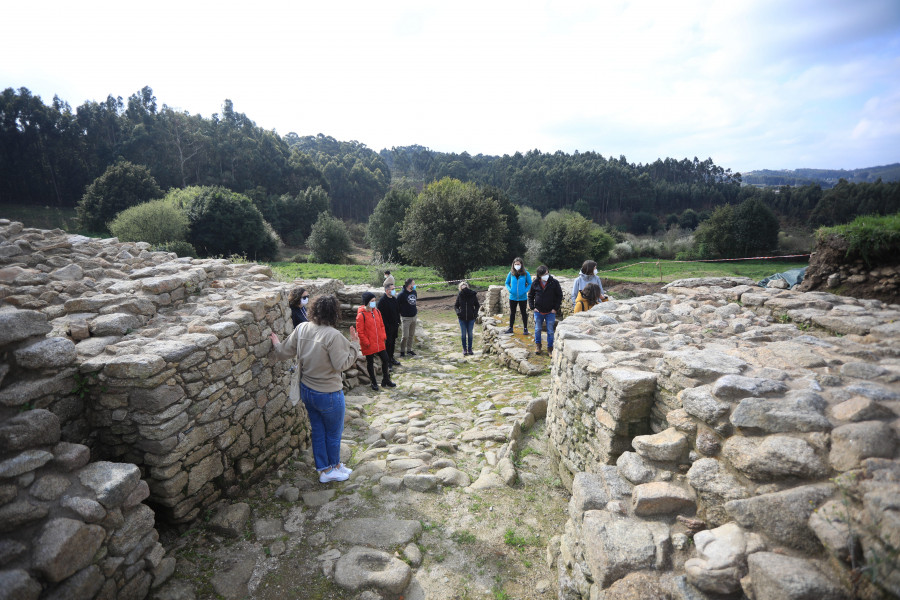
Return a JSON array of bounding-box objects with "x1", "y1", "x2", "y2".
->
[{"x1": 757, "y1": 267, "x2": 807, "y2": 289}]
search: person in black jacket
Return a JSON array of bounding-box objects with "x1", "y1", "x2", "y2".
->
[
  {"x1": 454, "y1": 281, "x2": 480, "y2": 355},
  {"x1": 528, "y1": 265, "x2": 562, "y2": 355},
  {"x1": 376, "y1": 283, "x2": 401, "y2": 366},
  {"x1": 396, "y1": 278, "x2": 418, "y2": 357}
]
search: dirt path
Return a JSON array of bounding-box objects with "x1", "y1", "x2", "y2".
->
[{"x1": 157, "y1": 307, "x2": 568, "y2": 600}]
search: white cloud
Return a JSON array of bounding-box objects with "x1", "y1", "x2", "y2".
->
[{"x1": 1, "y1": 0, "x2": 898, "y2": 171}]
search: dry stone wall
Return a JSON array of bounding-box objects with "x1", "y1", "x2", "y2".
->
[
  {"x1": 545, "y1": 277, "x2": 900, "y2": 599},
  {"x1": 0, "y1": 219, "x2": 381, "y2": 599}
]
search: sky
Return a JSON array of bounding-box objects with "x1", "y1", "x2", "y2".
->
[{"x1": 3, "y1": 0, "x2": 899, "y2": 173}]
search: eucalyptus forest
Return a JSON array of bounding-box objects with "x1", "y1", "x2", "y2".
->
[{"x1": 1, "y1": 86, "x2": 898, "y2": 233}]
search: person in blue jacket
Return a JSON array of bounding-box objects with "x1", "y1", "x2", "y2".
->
[{"x1": 504, "y1": 257, "x2": 530, "y2": 335}]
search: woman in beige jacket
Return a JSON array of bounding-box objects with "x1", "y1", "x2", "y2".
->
[{"x1": 270, "y1": 295, "x2": 360, "y2": 483}]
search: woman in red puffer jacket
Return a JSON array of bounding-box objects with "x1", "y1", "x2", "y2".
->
[{"x1": 356, "y1": 291, "x2": 395, "y2": 391}]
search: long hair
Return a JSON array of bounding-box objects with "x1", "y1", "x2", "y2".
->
[
  {"x1": 581, "y1": 260, "x2": 597, "y2": 276},
  {"x1": 581, "y1": 283, "x2": 602, "y2": 306},
  {"x1": 288, "y1": 287, "x2": 307, "y2": 307},
  {"x1": 510, "y1": 257, "x2": 525, "y2": 275},
  {"x1": 308, "y1": 295, "x2": 339, "y2": 328}
]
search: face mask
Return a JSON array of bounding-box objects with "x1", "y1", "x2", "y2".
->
[
  {"x1": 413, "y1": 285, "x2": 417, "y2": 291},
  {"x1": 514, "y1": 264, "x2": 521, "y2": 271},
  {"x1": 541, "y1": 274, "x2": 550, "y2": 282},
  {"x1": 369, "y1": 301, "x2": 376, "y2": 308},
  {"x1": 593, "y1": 269, "x2": 598, "y2": 276},
  {"x1": 300, "y1": 297, "x2": 309, "y2": 305},
  {"x1": 388, "y1": 290, "x2": 394, "y2": 297}
]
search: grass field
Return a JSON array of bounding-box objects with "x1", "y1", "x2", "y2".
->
[
  {"x1": 4, "y1": 203, "x2": 807, "y2": 288},
  {"x1": 269, "y1": 259, "x2": 807, "y2": 290}
]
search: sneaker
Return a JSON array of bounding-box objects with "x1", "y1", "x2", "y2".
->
[
  {"x1": 523, "y1": 329, "x2": 529, "y2": 335},
  {"x1": 371, "y1": 382, "x2": 380, "y2": 391},
  {"x1": 391, "y1": 359, "x2": 402, "y2": 366},
  {"x1": 319, "y1": 468, "x2": 349, "y2": 483},
  {"x1": 504, "y1": 327, "x2": 514, "y2": 334},
  {"x1": 381, "y1": 380, "x2": 397, "y2": 388},
  {"x1": 336, "y1": 463, "x2": 353, "y2": 476},
  {"x1": 399, "y1": 352, "x2": 406, "y2": 358},
  {"x1": 407, "y1": 350, "x2": 416, "y2": 356}
]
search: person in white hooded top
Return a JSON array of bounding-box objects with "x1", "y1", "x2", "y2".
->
[{"x1": 571, "y1": 260, "x2": 606, "y2": 307}]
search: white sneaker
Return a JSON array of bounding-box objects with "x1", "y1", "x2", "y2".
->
[
  {"x1": 337, "y1": 463, "x2": 353, "y2": 476},
  {"x1": 319, "y1": 468, "x2": 349, "y2": 483}
]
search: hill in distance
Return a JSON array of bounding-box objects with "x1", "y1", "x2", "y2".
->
[{"x1": 742, "y1": 163, "x2": 900, "y2": 188}]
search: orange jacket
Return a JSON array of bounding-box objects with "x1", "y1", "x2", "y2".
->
[{"x1": 356, "y1": 306, "x2": 387, "y2": 356}]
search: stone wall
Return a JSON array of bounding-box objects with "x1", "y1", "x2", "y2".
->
[
  {"x1": 1, "y1": 299, "x2": 174, "y2": 599},
  {"x1": 545, "y1": 277, "x2": 900, "y2": 599}
]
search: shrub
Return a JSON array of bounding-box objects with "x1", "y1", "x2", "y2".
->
[
  {"x1": 609, "y1": 241, "x2": 634, "y2": 262},
  {"x1": 152, "y1": 240, "x2": 197, "y2": 258},
  {"x1": 108, "y1": 199, "x2": 188, "y2": 245},
  {"x1": 184, "y1": 186, "x2": 280, "y2": 260},
  {"x1": 518, "y1": 206, "x2": 544, "y2": 240},
  {"x1": 307, "y1": 212, "x2": 352, "y2": 263},
  {"x1": 399, "y1": 178, "x2": 507, "y2": 281},
  {"x1": 693, "y1": 199, "x2": 779, "y2": 258},
  {"x1": 678, "y1": 209, "x2": 700, "y2": 230},
  {"x1": 540, "y1": 212, "x2": 595, "y2": 269},
  {"x1": 524, "y1": 238, "x2": 542, "y2": 266},
  {"x1": 77, "y1": 160, "x2": 163, "y2": 232},
  {"x1": 818, "y1": 212, "x2": 900, "y2": 266}
]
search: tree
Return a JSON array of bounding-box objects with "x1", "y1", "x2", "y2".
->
[
  {"x1": 307, "y1": 212, "x2": 351, "y2": 263},
  {"x1": 76, "y1": 160, "x2": 162, "y2": 232},
  {"x1": 540, "y1": 212, "x2": 596, "y2": 269},
  {"x1": 629, "y1": 211, "x2": 659, "y2": 235},
  {"x1": 399, "y1": 178, "x2": 507, "y2": 281},
  {"x1": 517, "y1": 206, "x2": 544, "y2": 240},
  {"x1": 366, "y1": 186, "x2": 416, "y2": 261},
  {"x1": 184, "y1": 186, "x2": 279, "y2": 260},
  {"x1": 693, "y1": 204, "x2": 736, "y2": 258},
  {"x1": 678, "y1": 208, "x2": 700, "y2": 230},
  {"x1": 276, "y1": 185, "x2": 331, "y2": 245},
  {"x1": 484, "y1": 186, "x2": 526, "y2": 263},
  {"x1": 108, "y1": 199, "x2": 188, "y2": 245},
  {"x1": 732, "y1": 197, "x2": 779, "y2": 256}
]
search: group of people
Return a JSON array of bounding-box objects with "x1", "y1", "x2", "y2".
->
[
  {"x1": 505, "y1": 258, "x2": 607, "y2": 354},
  {"x1": 270, "y1": 262, "x2": 606, "y2": 485}
]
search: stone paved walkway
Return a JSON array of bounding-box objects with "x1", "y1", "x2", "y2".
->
[{"x1": 155, "y1": 308, "x2": 568, "y2": 600}]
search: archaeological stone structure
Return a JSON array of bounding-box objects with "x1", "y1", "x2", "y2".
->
[
  {"x1": 0, "y1": 220, "x2": 398, "y2": 600},
  {"x1": 540, "y1": 276, "x2": 900, "y2": 599}
]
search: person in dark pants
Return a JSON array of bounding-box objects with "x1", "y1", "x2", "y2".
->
[
  {"x1": 356, "y1": 291, "x2": 396, "y2": 391},
  {"x1": 528, "y1": 265, "x2": 563, "y2": 355},
  {"x1": 397, "y1": 278, "x2": 418, "y2": 357},
  {"x1": 454, "y1": 280, "x2": 480, "y2": 355},
  {"x1": 504, "y1": 257, "x2": 530, "y2": 335},
  {"x1": 376, "y1": 282, "x2": 401, "y2": 366}
]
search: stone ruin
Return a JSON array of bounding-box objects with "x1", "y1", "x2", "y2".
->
[
  {"x1": 541, "y1": 276, "x2": 900, "y2": 599},
  {"x1": 0, "y1": 220, "x2": 398, "y2": 600}
]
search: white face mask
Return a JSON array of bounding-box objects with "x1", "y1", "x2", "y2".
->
[
  {"x1": 369, "y1": 301, "x2": 376, "y2": 308},
  {"x1": 593, "y1": 269, "x2": 598, "y2": 276},
  {"x1": 300, "y1": 297, "x2": 309, "y2": 306},
  {"x1": 541, "y1": 274, "x2": 550, "y2": 282},
  {"x1": 514, "y1": 264, "x2": 521, "y2": 271}
]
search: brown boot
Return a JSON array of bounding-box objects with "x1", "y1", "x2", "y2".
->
[{"x1": 535, "y1": 342, "x2": 542, "y2": 355}]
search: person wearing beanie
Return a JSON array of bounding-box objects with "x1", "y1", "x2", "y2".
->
[
  {"x1": 356, "y1": 291, "x2": 395, "y2": 391},
  {"x1": 376, "y1": 282, "x2": 401, "y2": 366}
]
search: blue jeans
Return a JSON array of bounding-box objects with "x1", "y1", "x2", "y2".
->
[
  {"x1": 533, "y1": 311, "x2": 556, "y2": 348},
  {"x1": 300, "y1": 383, "x2": 345, "y2": 471},
  {"x1": 458, "y1": 318, "x2": 475, "y2": 351}
]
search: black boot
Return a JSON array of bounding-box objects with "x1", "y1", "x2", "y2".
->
[
  {"x1": 381, "y1": 378, "x2": 396, "y2": 388},
  {"x1": 371, "y1": 382, "x2": 380, "y2": 391}
]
